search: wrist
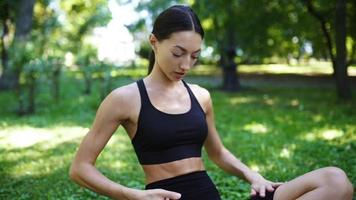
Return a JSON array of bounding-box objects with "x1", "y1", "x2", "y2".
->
[
  {"x1": 110, "y1": 185, "x2": 132, "y2": 200},
  {"x1": 243, "y1": 169, "x2": 260, "y2": 183}
]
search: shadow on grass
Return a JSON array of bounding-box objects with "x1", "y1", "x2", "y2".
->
[{"x1": 0, "y1": 132, "x2": 144, "y2": 199}]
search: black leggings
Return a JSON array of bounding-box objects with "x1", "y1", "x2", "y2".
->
[
  {"x1": 145, "y1": 170, "x2": 221, "y2": 200},
  {"x1": 250, "y1": 190, "x2": 276, "y2": 200}
]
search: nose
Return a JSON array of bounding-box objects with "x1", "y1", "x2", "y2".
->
[{"x1": 179, "y1": 56, "x2": 193, "y2": 71}]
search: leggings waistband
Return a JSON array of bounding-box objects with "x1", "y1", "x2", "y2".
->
[
  {"x1": 145, "y1": 170, "x2": 207, "y2": 189},
  {"x1": 145, "y1": 170, "x2": 221, "y2": 200}
]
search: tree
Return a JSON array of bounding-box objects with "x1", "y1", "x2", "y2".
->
[
  {"x1": 1, "y1": 0, "x2": 112, "y2": 114},
  {"x1": 302, "y1": 0, "x2": 352, "y2": 99},
  {"x1": 0, "y1": 0, "x2": 14, "y2": 83},
  {"x1": 192, "y1": 0, "x2": 284, "y2": 90},
  {"x1": 0, "y1": 0, "x2": 35, "y2": 90}
]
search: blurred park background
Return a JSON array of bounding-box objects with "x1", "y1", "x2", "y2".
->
[{"x1": 0, "y1": 0, "x2": 355, "y2": 199}]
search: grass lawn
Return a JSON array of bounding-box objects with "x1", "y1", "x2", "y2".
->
[{"x1": 0, "y1": 66, "x2": 355, "y2": 199}]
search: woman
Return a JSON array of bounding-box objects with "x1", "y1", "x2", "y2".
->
[{"x1": 70, "y1": 5, "x2": 353, "y2": 200}]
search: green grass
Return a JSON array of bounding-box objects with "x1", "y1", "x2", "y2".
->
[{"x1": 0, "y1": 69, "x2": 355, "y2": 200}]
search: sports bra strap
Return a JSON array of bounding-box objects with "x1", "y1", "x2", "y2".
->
[
  {"x1": 182, "y1": 80, "x2": 196, "y2": 99},
  {"x1": 182, "y1": 80, "x2": 205, "y2": 114},
  {"x1": 136, "y1": 79, "x2": 150, "y2": 107}
]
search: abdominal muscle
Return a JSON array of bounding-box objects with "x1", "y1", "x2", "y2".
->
[{"x1": 142, "y1": 157, "x2": 205, "y2": 184}]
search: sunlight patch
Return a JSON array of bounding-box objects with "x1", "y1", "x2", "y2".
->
[
  {"x1": 279, "y1": 144, "x2": 296, "y2": 158},
  {"x1": 250, "y1": 164, "x2": 260, "y2": 172},
  {"x1": 321, "y1": 129, "x2": 344, "y2": 140},
  {"x1": 304, "y1": 132, "x2": 316, "y2": 141},
  {"x1": 312, "y1": 114, "x2": 323, "y2": 122},
  {"x1": 263, "y1": 94, "x2": 275, "y2": 106},
  {"x1": 0, "y1": 126, "x2": 88, "y2": 148},
  {"x1": 264, "y1": 98, "x2": 275, "y2": 106},
  {"x1": 290, "y1": 99, "x2": 299, "y2": 107},
  {"x1": 229, "y1": 97, "x2": 254, "y2": 105},
  {"x1": 302, "y1": 129, "x2": 344, "y2": 141},
  {"x1": 280, "y1": 148, "x2": 291, "y2": 158},
  {"x1": 243, "y1": 123, "x2": 268, "y2": 134}
]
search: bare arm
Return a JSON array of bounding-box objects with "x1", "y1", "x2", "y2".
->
[
  {"x1": 69, "y1": 87, "x2": 181, "y2": 200},
  {"x1": 69, "y1": 88, "x2": 131, "y2": 199},
  {"x1": 202, "y1": 91, "x2": 252, "y2": 180},
  {"x1": 201, "y1": 89, "x2": 281, "y2": 197}
]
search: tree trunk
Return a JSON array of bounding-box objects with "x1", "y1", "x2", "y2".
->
[
  {"x1": 51, "y1": 59, "x2": 61, "y2": 102},
  {"x1": 0, "y1": 0, "x2": 35, "y2": 90},
  {"x1": 53, "y1": 66, "x2": 61, "y2": 102},
  {"x1": 221, "y1": 5, "x2": 240, "y2": 92},
  {"x1": 14, "y1": 0, "x2": 35, "y2": 40},
  {"x1": 334, "y1": 0, "x2": 351, "y2": 99},
  {"x1": 222, "y1": 64, "x2": 239, "y2": 91},
  {"x1": 84, "y1": 75, "x2": 92, "y2": 95},
  {"x1": 27, "y1": 73, "x2": 36, "y2": 114},
  {"x1": 1, "y1": 6, "x2": 9, "y2": 73},
  {"x1": 0, "y1": 4, "x2": 12, "y2": 90}
]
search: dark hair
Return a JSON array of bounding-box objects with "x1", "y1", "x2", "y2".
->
[{"x1": 148, "y1": 5, "x2": 204, "y2": 74}]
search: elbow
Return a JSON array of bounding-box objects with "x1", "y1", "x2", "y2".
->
[{"x1": 69, "y1": 162, "x2": 80, "y2": 183}]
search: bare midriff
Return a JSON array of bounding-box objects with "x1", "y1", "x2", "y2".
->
[{"x1": 142, "y1": 157, "x2": 205, "y2": 184}]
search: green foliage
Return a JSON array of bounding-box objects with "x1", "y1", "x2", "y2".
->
[
  {"x1": 137, "y1": 41, "x2": 151, "y2": 60},
  {"x1": 131, "y1": 0, "x2": 356, "y2": 65},
  {"x1": 21, "y1": 56, "x2": 63, "y2": 83},
  {"x1": 8, "y1": 41, "x2": 38, "y2": 72},
  {"x1": 59, "y1": 0, "x2": 111, "y2": 53},
  {"x1": 136, "y1": 0, "x2": 187, "y2": 19},
  {"x1": 16, "y1": 56, "x2": 64, "y2": 114}
]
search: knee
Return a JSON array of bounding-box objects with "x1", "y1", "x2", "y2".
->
[{"x1": 322, "y1": 167, "x2": 353, "y2": 197}]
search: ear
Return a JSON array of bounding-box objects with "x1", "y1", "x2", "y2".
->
[{"x1": 149, "y1": 34, "x2": 158, "y2": 51}]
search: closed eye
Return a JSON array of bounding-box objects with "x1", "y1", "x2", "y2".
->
[{"x1": 172, "y1": 52, "x2": 183, "y2": 57}]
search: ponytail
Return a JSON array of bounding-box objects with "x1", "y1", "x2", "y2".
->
[{"x1": 148, "y1": 50, "x2": 155, "y2": 75}]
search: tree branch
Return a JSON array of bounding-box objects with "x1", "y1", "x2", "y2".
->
[{"x1": 302, "y1": 0, "x2": 335, "y2": 64}]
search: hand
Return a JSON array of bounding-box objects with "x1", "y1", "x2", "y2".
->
[
  {"x1": 122, "y1": 188, "x2": 181, "y2": 200},
  {"x1": 245, "y1": 171, "x2": 283, "y2": 198}
]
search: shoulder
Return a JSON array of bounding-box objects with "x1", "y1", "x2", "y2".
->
[
  {"x1": 101, "y1": 81, "x2": 140, "y2": 119},
  {"x1": 109, "y1": 82, "x2": 139, "y2": 102},
  {"x1": 186, "y1": 82, "x2": 211, "y2": 112}
]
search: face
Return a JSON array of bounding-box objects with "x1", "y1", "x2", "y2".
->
[{"x1": 150, "y1": 31, "x2": 202, "y2": 81}]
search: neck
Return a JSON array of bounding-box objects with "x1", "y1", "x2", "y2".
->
[{"x1": 145, "y1": 64, "x2": 182, "y2": 90}]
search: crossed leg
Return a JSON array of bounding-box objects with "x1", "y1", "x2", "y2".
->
[{"x1": 273, "y1": 167, "x2": 353, "y2": 200}]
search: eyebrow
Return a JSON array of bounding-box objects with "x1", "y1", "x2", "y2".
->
[{"x1": 173, "y1": 45, "x2": 201, "y2": 53}]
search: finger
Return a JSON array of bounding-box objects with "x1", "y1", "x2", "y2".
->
[
  {"x1": 259, "y1": 186, "x2": 265, "y2": 197},
  {"x1": 158, "y1": 189, "x2": 181, "y2": 199},
  {"x1": 266, "y1": 184, "x2": 275, "y2": 192},
  {"x1": 250, "y1": 188, "x2": 257, "y2": 196},
  {"x1": 272, "y1": 182, "x2": 284, "y2": 188}
]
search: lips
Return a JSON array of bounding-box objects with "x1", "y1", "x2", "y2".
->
[
  {"x1": 174, "y1": 71, "x2": 186, "y2": 79},
  {"x1": 175, "y1": 72, "x2": 185, "y2": 76}
]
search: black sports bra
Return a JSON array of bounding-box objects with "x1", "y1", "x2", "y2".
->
[{"x1": 131, "y1": 79, "x2": 208, "y2": 165}]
